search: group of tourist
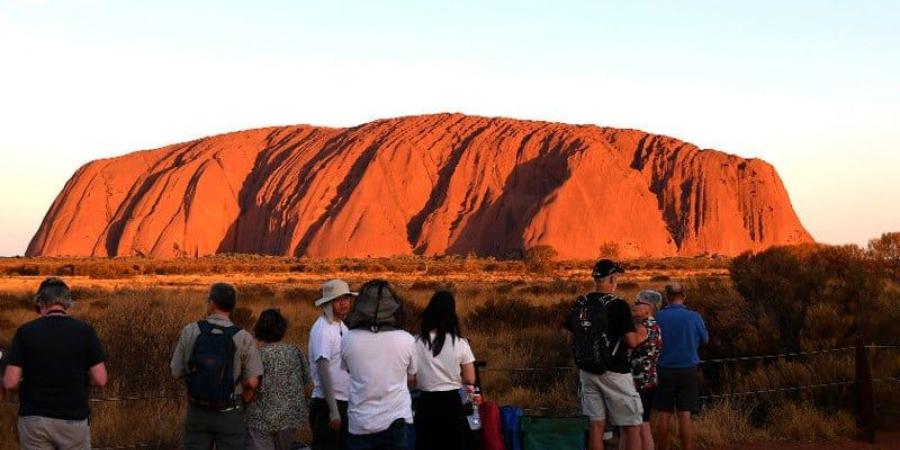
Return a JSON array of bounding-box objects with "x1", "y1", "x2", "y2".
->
[
  {"x1": 567, "y1": 260, "x2": 709, "y2": 450},
  {"x1": 0, "y1": 258, "x2": 708, "y2": 450}
]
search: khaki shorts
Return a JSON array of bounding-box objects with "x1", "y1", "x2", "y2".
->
[
  {"x1": 18, "y1": 415, "x2": 91, "y2": 450},
  {"x1": 579, "y1": 370, "x2": 643, "y2": 426}
]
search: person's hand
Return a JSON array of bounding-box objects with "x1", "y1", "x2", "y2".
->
[
  {"x1": 635, "y1": 323, "x2": 648, "y2": 343},
  {"x1": 328, "y1": 416, "x2": 341, "y2": 431}
]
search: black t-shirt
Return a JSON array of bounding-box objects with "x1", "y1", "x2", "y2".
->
[
  {"x1": 3, "y1": 314, "x2": 106, "y2": 420},
  {"x1": 565, "y1": 292, "x2": 636, "y2": 374}
]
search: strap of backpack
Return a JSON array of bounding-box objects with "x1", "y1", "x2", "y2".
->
[{"x1": 600, "y1": 295, "x2": 623, "y2": 356}]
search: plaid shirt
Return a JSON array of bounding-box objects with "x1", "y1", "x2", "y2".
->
[{"x1": 630, "y1": 317, "x2": 662, "y2": 390}]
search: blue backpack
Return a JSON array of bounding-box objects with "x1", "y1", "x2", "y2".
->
[
  {"x1": 185, "y1": 320, "x2": 240, "y2": 409},
  {"x1": 501, "y1": 405, "x2": 524, "y2": 450}
]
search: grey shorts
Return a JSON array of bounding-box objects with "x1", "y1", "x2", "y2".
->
[
  {"x1": 18, "y1": 415, "x2": 91, "y2": 450},
  {"x1": 579, "y1": 370, "x2": 644, "y2": 426}
]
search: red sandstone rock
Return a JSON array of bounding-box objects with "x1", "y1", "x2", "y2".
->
[{"x1": 26, "y1": 114, "x2": 813, "y2": 259}]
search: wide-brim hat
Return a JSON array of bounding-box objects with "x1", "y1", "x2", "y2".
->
[{"x1": 315, "y1": 279, "x2": 356, "y2": 307}]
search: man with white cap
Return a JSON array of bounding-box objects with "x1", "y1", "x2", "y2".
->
[{"x1": 309, "y1": 280, "x2": 355, "y2": 450}]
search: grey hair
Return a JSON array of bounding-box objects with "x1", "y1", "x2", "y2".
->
[
  {"x1": 34, "y1": 277, "x2": 73, "y2": 309},
  {"x1": 636, "y1": 290, "x2": 663, "y2": 312}
]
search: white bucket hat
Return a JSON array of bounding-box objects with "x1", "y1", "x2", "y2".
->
[{"x1": 315, "y1": 279, "x2": 356, "y2": 307}]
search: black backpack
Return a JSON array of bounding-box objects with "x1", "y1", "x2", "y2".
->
[
  {"x1": 185, "y1": 320, "x2": 240, "y2": 409},
  {"x1": 568, "y1": 293, "x2": 617, "y2": 374}
]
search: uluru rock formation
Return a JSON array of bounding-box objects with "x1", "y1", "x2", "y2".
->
[{"x1": 27, "y1": 114, "x2": 813, "y2": 259}]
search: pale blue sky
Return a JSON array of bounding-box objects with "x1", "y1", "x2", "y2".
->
[{"x1": 1, "y1": 0, "x2": 898, "y2": 256}]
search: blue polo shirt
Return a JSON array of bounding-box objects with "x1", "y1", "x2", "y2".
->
[{"x1": 656, "y1": 303, "x2": 709, "y2": 369}]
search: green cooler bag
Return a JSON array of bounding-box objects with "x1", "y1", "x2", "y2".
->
[{"x1": 520, "y1": 416, "x2": 589, "y2": 450}]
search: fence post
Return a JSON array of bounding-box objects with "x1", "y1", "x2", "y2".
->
[{"x1": 855, "y1": 338, "x2": 876, "y2": 443}]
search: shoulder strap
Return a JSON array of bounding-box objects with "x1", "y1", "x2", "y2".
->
[
  {"x1": 598, "y1": 294, "x2": 617, "y2": 306},
  {"x1": 222, "y1": 325, "x2": 240, "y2": 339},
  {"x1": 197, "y1": 320, "x2": 212, "y2": 334}
]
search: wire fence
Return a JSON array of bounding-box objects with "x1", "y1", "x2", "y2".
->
[{"x1": 1, "y1": 343, "x2": 897, "y2": 449}]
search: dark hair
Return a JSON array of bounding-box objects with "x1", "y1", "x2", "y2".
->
[
  {"x1": 419, "y1": 290, "x2": 462, "y2": 357},
  {"x1": 209, "y1": 283, "x2": 237, "y2": 312},
  {"x1": 34, "y1": 277, "x2": 73, "y2": 309},
  {"x1": 254, "y1": 308, "x2": 287, "y2": 343}
]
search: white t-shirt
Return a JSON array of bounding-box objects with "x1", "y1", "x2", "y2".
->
[
  {"x1": 308, "y1": 315, "x2": 350, "y2": 401},
  {"x1": 341, "y1": 329, "x2": 417, "y2": 435},
  {"x1": 414, "y1": 332, "x2": 476, "y2": 392}
]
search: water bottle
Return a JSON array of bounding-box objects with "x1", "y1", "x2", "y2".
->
[{"x1": 460, "y1": 386, "x2": 482, "y2": 430}]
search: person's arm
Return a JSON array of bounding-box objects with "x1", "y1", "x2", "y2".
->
[
  {"x1": 170, "y1": 327, "x2": 188, "y2": 379},
  {"x1": 634, "y1": 322, "x2": 649, "y2": 344},
  {"x1": 623, "y1": 330, "x2": 639, "y2": 349},
  {"x1": 459, "y1": 339, "x2": 477, "y2": 386},
  {"x1": 241, "y1": 376, "x2": 259, "y2": 403},
  {"x1": 460, "y1": 362, "x2": 476, "y2": 386},
  {"x1": 89, "y1": 362, "x2": 108, "y2": 387},
  {"x1": 407, "y1": 335, "x2": 418, "y2": 389},
  {"x1": 618, "y1": 301, "x2": 640, "y2": 349},
  {"x1": 0, "y1": 350, "x2": 5, "y2": 401},
  {"x1": 86, "y1": 326, "x2": 108, "y2": 387},
  {"x1": 240, "y1": 333, "x2": 264, "y2": 403},
  {"x1": 698, "y1": 315, "x2": 710, "y2": 345},
  {"x1": 3, "y1": 365, "x2": 22, "y2": 392},
  {"x1": 317, "y1": 358, "x2": 342, "y2": 431}
]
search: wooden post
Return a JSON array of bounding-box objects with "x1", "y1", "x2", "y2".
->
[{"x1": 855, "y1": 338, "x2": 876, "y2": 443}]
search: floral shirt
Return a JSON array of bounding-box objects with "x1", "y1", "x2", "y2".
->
[
  {"x1": 630, "y1": 317, "x2": 662, "y2": 390},
  {"x1": 247, "y1": 343, "x2": 312, "y2": 433}
]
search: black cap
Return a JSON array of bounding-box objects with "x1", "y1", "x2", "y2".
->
[{"x1": 592, "y1": 259, "x2": 625, "y2": 278}]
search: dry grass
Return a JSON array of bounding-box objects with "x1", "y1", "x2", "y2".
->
[
  {"x1": 0, "y1": 257, "x2": 896, "y2": 449},
  {"x1": 769, "y1": 402, "x2": 856, "y2": 442},
  {"x1": 694, "y1": 400, "x2": 768, "y2": 448}
]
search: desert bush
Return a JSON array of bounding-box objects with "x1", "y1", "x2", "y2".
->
[
  {"x1": 515, "y1": 278, "x2": 578, "y2": 297},
  {"x1": 88, "y1": 289, "x2": 200, "y2": 396},
  {"x1": 409, "y1": 280, "x2": 454, "y2": 291},
  {"x1": 599, "y1": 241, "x2": 620, "y2": 258},
  {"x1": 0, "y1": 292, "x2": 32, "y2": 312},
  {"x1": 868, "y1": 231, "x2": 900, "y2": 281},
  {"x1": 730, "y1": 244, "x2": 884, "y2": 352},
  {"x1": 466, "y1": 297, "x2": 564, "y2": 333},
  {"x1": 524, "y1": 245, "x2": 558, "y2": 274}
]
